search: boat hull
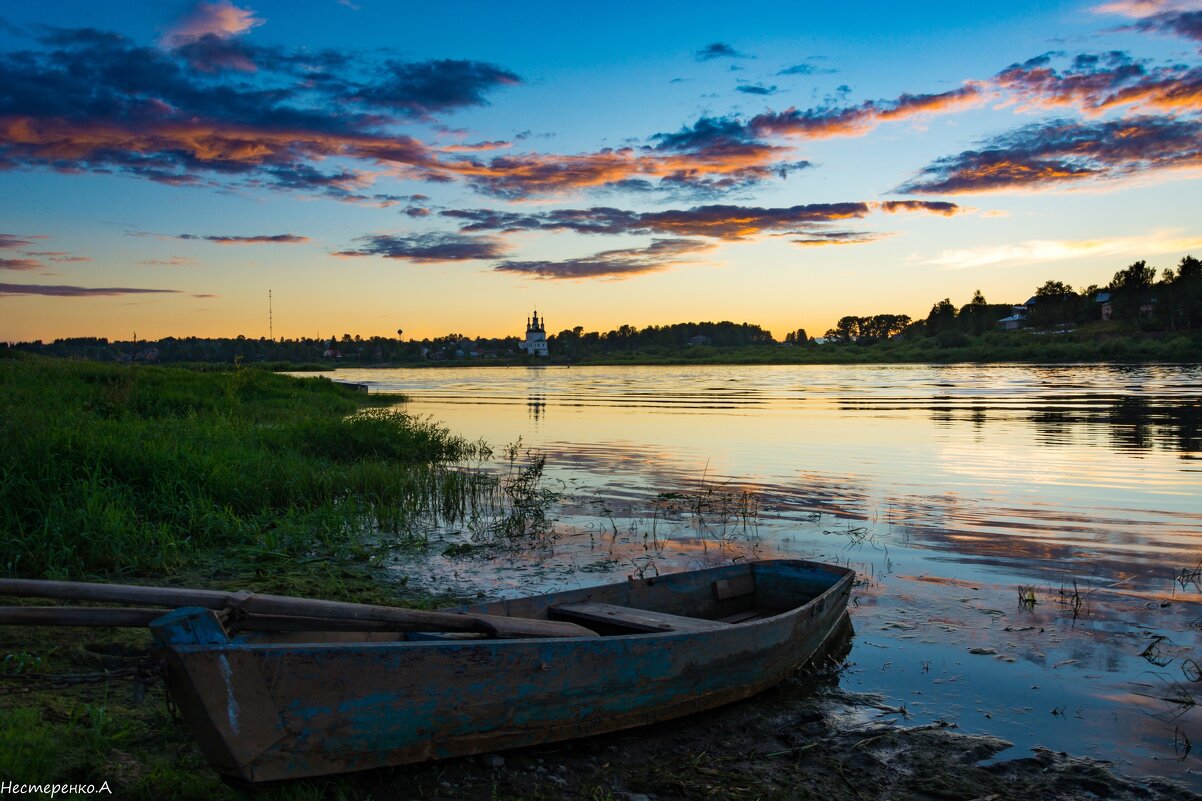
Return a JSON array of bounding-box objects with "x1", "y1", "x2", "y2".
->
[{"x1": 152, "y1": 559, "x2": 853, "y2": 782}]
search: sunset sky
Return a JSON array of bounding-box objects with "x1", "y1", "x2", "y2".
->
[{"x1": 2, "y1": 0, "x2": 1201, "y2": 342}]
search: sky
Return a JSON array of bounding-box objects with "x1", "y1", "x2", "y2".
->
[{"x1": 1, "y1": 0, "x2": 1201, "y2": 342}]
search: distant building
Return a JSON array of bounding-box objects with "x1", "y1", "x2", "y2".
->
[
  {"x1": 996, "y1": 297, "x2": 1036, "y2": 331},
  {"x1": 519, "y1": 310, "x2": 549, "y2": 356},
  {"x1": 1095, "y1": 291, "x2": 1113, "y2": 321}
]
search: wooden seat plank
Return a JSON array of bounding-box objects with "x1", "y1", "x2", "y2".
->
[
  {"x1": 551, "y1": 601, "x2": 728, "y2": 633},
  {"x1": 716, "y1": 608, "x2": 781, "y2": 624}
]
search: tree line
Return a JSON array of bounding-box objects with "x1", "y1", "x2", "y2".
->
[
  {"x1": 6, "y1": 255, "x2": 1199, "y2": 363},
  {"x1": 823, "y1": 255, "x2": 1202, "y2": 347}
]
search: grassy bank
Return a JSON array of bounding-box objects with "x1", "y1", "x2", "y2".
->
[
  {"x1": 0, "y1": 354, "x2": 511, "y2": 799},
  {"x1": 0, "y1": 352, "x2": 492, "y2": 581}
]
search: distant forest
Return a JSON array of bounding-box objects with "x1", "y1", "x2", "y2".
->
[{"x1": 8, "y1": 256, "x2": 1202, "y2": 365}]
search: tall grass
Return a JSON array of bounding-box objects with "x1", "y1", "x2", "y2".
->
[{"x1": 0, "y1": 353, "x2": 490, "y2": 578}]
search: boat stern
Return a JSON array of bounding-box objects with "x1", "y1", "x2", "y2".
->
[{"x1": 150, "y1": 608, "x2": 283, "y2": 782}]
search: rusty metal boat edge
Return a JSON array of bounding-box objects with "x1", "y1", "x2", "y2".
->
[{"x1": 151, "y1": 558, "x2": 854, "y2": 782}]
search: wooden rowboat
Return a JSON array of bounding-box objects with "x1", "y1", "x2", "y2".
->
[{"x1": 149, "y1": 558, "x2": 853, "y2": 782}]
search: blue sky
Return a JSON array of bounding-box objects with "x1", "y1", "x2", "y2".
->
[{"x1": 1, "y1": 0, "x2": 1200, "y2": 340}]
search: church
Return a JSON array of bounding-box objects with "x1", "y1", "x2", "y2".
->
[{"x1": 518, "y1": 310, "x2": 548, "y2": 356}]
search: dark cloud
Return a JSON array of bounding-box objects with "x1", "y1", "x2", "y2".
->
[
  {"x1": 878, "y1": 200, "x2": 962, "y2": 216},
  {"x1": 790, "y1": 231, "x2": 889, "y2": 246},
  {"x1": 355, "y1": 59, "x2": 521, "y2": 118},
  {"x1": 23, "y1": 251, "x2": 92, "y2": 261},
  {"x1": 0, "y1": 234, "x2": 40, "y2": 249},
  {"x1": 777, "y1": 62, "x2": 836, "y2": 76},
  {"x1": 736, "y1": 83, "x2": 779, "y2": 96},
  {"x1": 171, "y1": 32, "x2": 260, "y2": 72},
  {"x1": 445, "y1": 207, "x2": 640, "y2": 235},
  {"x1": 334, "y1": 232, "x2": 506, "y2": 262},
  {"x1": 694, "y1": 43, "x2": 751, "y2": 61},
  {"x1": 0, "y1": 26, "x2": 519, "y2": 192},
  {"x1": 1130, "y1": 10, "x2": 1202, "y2": 45},
  {"x1": 0, "y1": 257, "x2": 44, "y2": 271},
  {"x1": 898, "y1": 115, "x2": 1202, "y2": 194},
  {"x1": 493, "y1": 238, "x2": 715, "y2": 280},
  {"x1": 652, "y1": 115, "x2": 754, "y2": 152},
  {"x1": 176, "y1": 233, "x2": 310, "y2": 244},
  {"x1": 445, "y1": 200, "x2": 960, "y2": 239},
  {"x1": 262, "y1": 165, "x2": 369, "y2": 196},
  {"x1": 0, "y1": 282, "x2": 181, "y2": 296}
]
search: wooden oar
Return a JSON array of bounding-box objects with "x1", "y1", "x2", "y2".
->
[
  {"x1": 0, "y1": 606, "x2": 488, "y2": 635},
  {"x1": 0, "y1": 580, "x2": 594, "y2": 639},
  {"x1": 0, "y1": 606, "x2": 165, "y2": 628}
]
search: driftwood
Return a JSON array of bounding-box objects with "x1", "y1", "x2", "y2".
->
[{"x1": 0, "y1": 579, "x2": 595, "y2": 639}]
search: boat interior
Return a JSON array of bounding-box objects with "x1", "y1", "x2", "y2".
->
[{"x1": 229, "y1": 560, "x2": 848, "y2": 645}]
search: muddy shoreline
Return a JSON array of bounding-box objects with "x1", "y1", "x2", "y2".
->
[{"x1": 369, "y1": 672, "x2": 1201, "y2": 801}]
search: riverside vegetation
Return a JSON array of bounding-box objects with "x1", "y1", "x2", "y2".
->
[{"x1": 0, "y1": 352, "x2": 560, "y2": 799}]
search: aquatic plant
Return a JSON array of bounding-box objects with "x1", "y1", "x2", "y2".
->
[{"x1": 465, "y1": 447, "x2": 562, "y2": 551}]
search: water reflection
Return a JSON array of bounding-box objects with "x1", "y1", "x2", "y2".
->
[
  {"x1": 916, "y1": 394, "x2": 1202, "y2": 454},
  {"x1": 321, "y1": 363, "x2": 1202, "y2": 786},
  {"x1": 527, "y1": 392, "x2": 546, "y2": 424}
]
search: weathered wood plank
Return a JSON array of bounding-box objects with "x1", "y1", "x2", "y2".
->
[
  {"x1": 550, "y1": 601, "x2": 728, "y2": 633},
  {"x1": 717, "y1": 608, "x2": 776, "y2": 624}
]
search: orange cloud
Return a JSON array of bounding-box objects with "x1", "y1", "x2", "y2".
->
[
  {"x1": 162, "y1": 1, "x2": 264, "y2": 48},
  {"x1": 1092, "y1": 1, "x2": 1199, "y2": 18},
  {"x1": 750, "y1": 84, "x2": 987, "y2": 140}
]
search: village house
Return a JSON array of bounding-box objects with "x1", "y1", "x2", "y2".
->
[{"x1": 996, "y1": 296, "x2": 1037, "y2": 330}]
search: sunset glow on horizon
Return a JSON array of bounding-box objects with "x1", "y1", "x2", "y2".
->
[{"x1": 2, "y1": 0, "x2": 1201, "y2": 341}]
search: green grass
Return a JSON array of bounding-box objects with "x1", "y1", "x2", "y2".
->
[{"x1": 0, "y1": 354, "x2": 489, "y2": 579}]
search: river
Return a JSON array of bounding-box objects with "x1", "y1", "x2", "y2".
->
[{"x1": 327, "y1": 362, "x2": 1202, "y2": 786}]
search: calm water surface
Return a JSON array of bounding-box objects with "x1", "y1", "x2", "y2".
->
[{"x1": 331, "y1": 363, "x2": 1202, "y2": 786}]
